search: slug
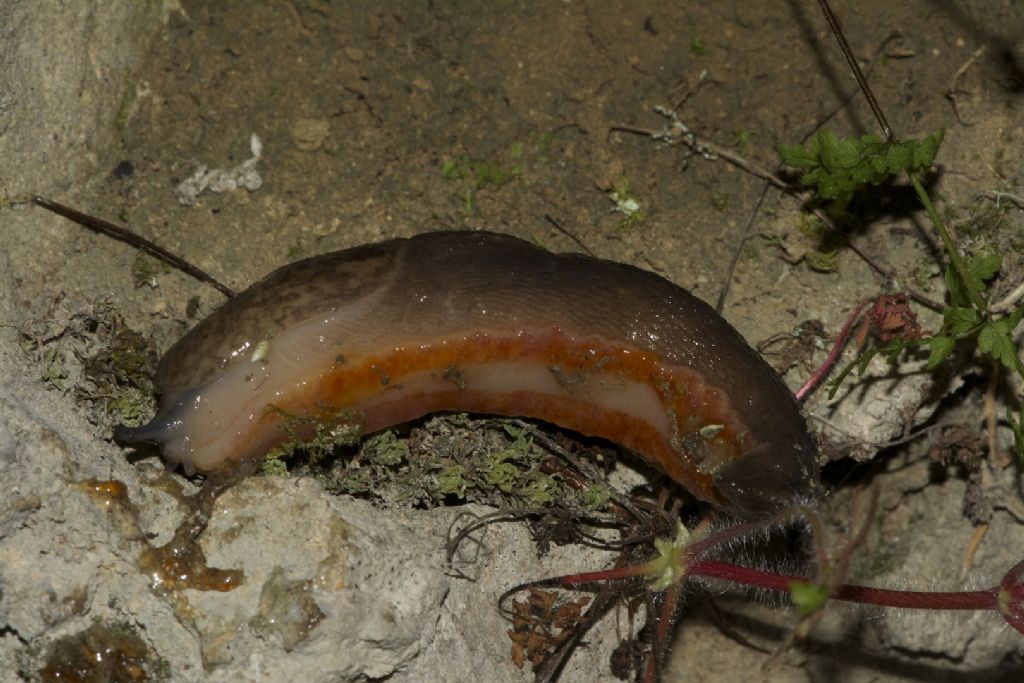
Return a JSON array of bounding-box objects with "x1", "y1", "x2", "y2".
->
[{"x1": 116, "y1": 231, "x2": 819, "y2": 516}]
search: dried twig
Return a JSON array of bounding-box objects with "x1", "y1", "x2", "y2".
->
[
  {"x1": 946, "y1": 46, "x2": 986, "y2": 126},
  {"x1": 25, "y1": 195, "x2": 236, "y2": 298}
]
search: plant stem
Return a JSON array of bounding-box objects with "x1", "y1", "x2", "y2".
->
[
  {"x1": 816, "y1": 0, "x2": 983, "y2": 313},
  {"x1": 909, "y1": 173, "x2": 987, "y2": 311},
  {"x1": 690, "y1": 559, "x2": 998, "y2": 610},
  {"x1": 796, "y1": 300, "x2": 868, "y2": 401},
  {"x1": 557, "y1": 562, "x2": 652, "y2": 586}
]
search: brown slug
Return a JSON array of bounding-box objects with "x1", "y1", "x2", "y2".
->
[{"x1": 116, "y1": 230, "x2": 819, "y2": 516}]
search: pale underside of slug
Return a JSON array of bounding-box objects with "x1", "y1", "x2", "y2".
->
[{"x1": 118, "y1": 231, "x2": 819, "y2": 516}]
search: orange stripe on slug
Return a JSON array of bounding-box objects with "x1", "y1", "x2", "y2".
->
[{"x1": 239, "y1": 329, "x2": 750, "y2": 506}]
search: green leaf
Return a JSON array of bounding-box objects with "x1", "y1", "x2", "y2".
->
[
  {"x1": 778, "y1": 142, "x2": 816, "y2": 169},
  {"x1": 910, "y1": 129, "x2": 945, "y2": 170},
  {"x1": 966, "y1": 252, "x2": 1002, "y2": 283},
  {"x1": 926, "y1": 335, "x2": 955, "y2": 369},
  {"x1": 1007, "y1": 305, "x2": 1024, "y2": 332},
  {"x1": 977, "y1": 324, "x2": 998, "y2": 355},
  {"x1": 777, "y1": 128, "x2": 945, "y2": 214},
  {"x1": 818, "y1": 130, "x2": 862, "y2": 171},
  {"x1": 943, "y1": 306, "x2": 981, "y2": 337},
  {"x1": 884, "y1": 143, "x2": 912, "y2": 173},
  {"x1": 979, "y1": 320, "x2": 1022, "y2": 372}
]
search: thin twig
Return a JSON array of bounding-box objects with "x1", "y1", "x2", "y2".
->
[
  {"x1": 612, "y1": 117, "x2": 943, "y2": 312},
  {"x1": 983, "y1": 190, "x2": 1024, "y2": 210},
  {"x1": 544, "y1": 214, "x2": 595, "y2": 256},
  {"x1": 842, "y1": 238, "x2": 943, "y2": 311},
  {"x1": 804, "y1": 31, "x2": 902, "y2": 142},
  {"x1": 946, "y1": 46, "x2": 986, "y2": 126},
  {"x1": 670, "y1": 67, "x2": 709, "y2": 112},
  {"x1": 815, "y1": 0, "x2": 894, "y2": 141},
  {"x1": 960, "y1": 523, "x2": 989, "y2": 585},
  {"x1": 27, "y1": 195, "x2": 236, "y2": 298},
  {"x1": 716, "y1": 182, "x2": 769, "y2": 313}
]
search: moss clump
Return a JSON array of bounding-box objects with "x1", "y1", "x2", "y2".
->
[{"x1": 19, "y1": 297, "x2": 157, "y2": 428}]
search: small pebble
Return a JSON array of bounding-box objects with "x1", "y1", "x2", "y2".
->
[{"x1": 290, "y1": 118, "x2": 330, "y2": 152}]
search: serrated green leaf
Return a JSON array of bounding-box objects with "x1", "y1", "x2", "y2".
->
[
  {"x1": 801, "y1": 168, "x2": 823, "y2": 187},
  {"x1": 926, "y1": 335, "x2": 955, "y2": 369},
  {"x1": 910, "y1": 128, "x2": 944, "y2": 170},
  {"x1": 885, "y1": 143, "x2": 912, "y2": 173},
  {"x1": 817, "y1": 175, "x2": 842, "y2": 200},
  {"x1": 778, "y1": 143, "x2": 816, "y2": 168},
  {"x1": 966, "y1": 252, "x2": 1002, "y2": 283},
  {"x1": 977, "y1": 324, "x2": 996, "y2": 355},
  {"x1": 943, "y1": 306, "x2": 981, "y2": 336},
  {"x1": 1007, "y1": 306, "x2": 1024, "y2": 331},
  {"x1": 813, "y1": 130, "x2": 838, "y2": 167},
  {"x1": 848, "y1": 162, "x2": 874, "y2": 188},
  {"x1": 991, "y1": 315, "x2": 1017, "y2": 337},
  {"x1": 978, "y1": 322, "x2": 1019, "y2": 371},
  {"x1": 820, "y1": 132, "x2": 862, "y2": 172},
  {"x1": 778, "y1": 128, "x2": 946, "y2": 215}
]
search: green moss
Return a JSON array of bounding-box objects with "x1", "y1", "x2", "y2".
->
[
  {"x1": 18, "y1": 297, "x2": 157, "y2": 427},
  {"x1": 435, "y1": 464, "x2": 467, "y2": 498},
  {"x1": 131, "y1": 255, "x2": 169, "y2": 288},
  {"x1": 520, "y1": 472, "x2": 558, "y2": 505},
  {"x1": 441, "y1": 143, "x2": 524, "y2": 216},
  {"x1": 609, "y1": 178, "x2": 646, "y2": 231},
  {"x1": 320, "y1": 416, "x2": 608, "y2": 511},
  {"x1": 732, "y1": 128, "x2": 756, "y2": 154},
  {"x1": 262, "y1": 405, "x2": 363, "y2": 468},
  {"x1": 40, "y1": 348, "x2": 70, "y2": 391},
  {"x1": 364, "y1": 431, "x2": 408, "y2": 466},
  {"x1": 581, "y1": 484, "x2": 611, "y2": 511},
  {"x1": 797, "y1": 212, "x2": 843, "y2": 272}
]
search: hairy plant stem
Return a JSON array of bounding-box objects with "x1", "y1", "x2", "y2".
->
[
  {"x1": 689, "y1": 559, "x2": 998, "y2": 611},
  {"x1": 558, "y1": 555, "x2": 1000, "y2": 612}
]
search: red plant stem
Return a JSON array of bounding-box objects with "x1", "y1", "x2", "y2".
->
[
  {"x1": 558, "y1": 562, "x2": 651, "y2": 586},
  {"x1": 795, "y1": 300, "x2": 868, "y2": 402},
  {"x1": 690, "y1": 559, "x2": 999, "y2": 611},
  {"x1": 645, "y1": 584, "x2": 682, "y2": 683}
]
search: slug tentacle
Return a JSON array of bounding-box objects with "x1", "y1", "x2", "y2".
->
[{"x1": 118, "y1": 231, "x2": 819, "y2": 516}]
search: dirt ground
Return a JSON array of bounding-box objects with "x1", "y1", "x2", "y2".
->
[{"x1": 8, "y1": 1, "x2": 1024, "y2": 681}]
